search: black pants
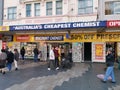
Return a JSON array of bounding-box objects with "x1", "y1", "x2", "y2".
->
[
  {"x1": 55, "y1": 57, "x2": 59, "y2": 68},
  {"x1": 48, "y1": 60, "x2": 55, "y2": 69}
]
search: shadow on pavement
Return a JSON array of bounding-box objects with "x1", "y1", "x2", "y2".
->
[
  {"x1": 0, "y1": 61, "x2": 66, "y2": 90},
  {"x1": 54, "y1": 63, "x2": 120, "y2": 90}
]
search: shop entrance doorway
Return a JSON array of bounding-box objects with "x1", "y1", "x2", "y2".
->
[{"x1": 84, "y1": 42, "x2": 92, "y2": 61}]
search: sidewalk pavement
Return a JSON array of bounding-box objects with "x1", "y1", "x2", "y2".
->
[{"x1": 0, "y1": 60, "x2": 120, "y2": 90}]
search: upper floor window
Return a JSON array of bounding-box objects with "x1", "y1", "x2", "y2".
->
[
  {"x1": 78, "y1": 0, "x2": 93, "y2": 15},
  {"x1": 34, "y1": 3, "x2": 40, "y2": 16},
  {"x1": 56, "y1": 0, "x2": 62, "y2": 15},
  {"x1": 46, "y1": 2, "x2": 52, "y2": 15},
  {"x1": 105, "y1": 1, "x2": 120, "y2": 15},
  {"x1": 8, "y1": 7, "x2": 17, "y2": 20},
  {"x1": 26, "y1": 4, "x2": 31, "y2": 17}
]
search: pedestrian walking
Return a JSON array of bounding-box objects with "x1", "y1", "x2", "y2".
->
[
  {"x1": 20, "y1": 47, "x2": 25, "y2": 60},
  {"x1": 54, "y1": 46, "x2": 60, "y2": 70},
  {"x1": 33, "y1": 46, "x2": 39, "y2": 62},
  {"x1": 14, "y1": 49, "x2": 19, "y2": 70},
  {"x1": 0, "y1": 49, "x2": 7, "y2": 74},
  {"x1": 6, "y1": 49, "x2": 14, "y2": 71},
  {"x1": 102, "y1": 49, "x2": 116, "y2": 83},
  {"x1": 48, "y1": 46, "x2": 55, "y2": 70}
]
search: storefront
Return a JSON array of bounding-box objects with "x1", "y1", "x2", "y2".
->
[{"x1": 5, "y1": 20, "x2": 120, "y2": 62}]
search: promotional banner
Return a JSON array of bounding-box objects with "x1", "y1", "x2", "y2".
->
[
  {"x1": 95, "y1": 44, "x2": 103, "y2": 60},
  {"x1": 68, "y1": 32, "x2": 120, "y2": 42}
]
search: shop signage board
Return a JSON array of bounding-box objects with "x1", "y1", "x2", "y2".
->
[
  {"x1": 9, "y1": 21, "x2": 106, "y2": 31},
  {"x1": 34, "y1": 35, "x2": 64, "y2": 41},
  {"x1": 68, "y1": 32, "x2": 120, "y2": 42},
  {"x1": 0, "y1": 26, "x2": 9, "y2": 31},
  {"x1": 15, "y1": 35, "x2": 30, "y2": 42},
  {"x1": 107, "y1": 20, "x2": 120, "y2": 27}
]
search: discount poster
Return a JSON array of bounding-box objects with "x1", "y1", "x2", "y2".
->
[{"x1": 95, "y1": 44, "x2": 104, "y2": 60}]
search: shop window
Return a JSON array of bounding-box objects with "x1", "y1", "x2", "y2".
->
[{"x1": 105, "y1": 1, "x2": 120, "y2": 15}]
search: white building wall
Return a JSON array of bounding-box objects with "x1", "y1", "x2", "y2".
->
[{"x1": 3, "y1": 0, "x2": 98, "y2": 26}]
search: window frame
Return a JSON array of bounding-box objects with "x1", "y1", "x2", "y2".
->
[
  {"x1": 26, "y1": 4, "x2": 31, "y2": 17},
  {"x1": 7, "y1": 7, "x2": 17, "y2": 20},
  {"x1": 56, "y1": 0, "x2": 62, "y2": 15},
  {"x1": 46, "y1": 1, "x2": 52, "y2": 16},
  {"x1": 78, "y1": 0, "x2": 93, "y2": 15},
  {"x1": 34, "y1": 3, "x2": 40, "y2": 16}
]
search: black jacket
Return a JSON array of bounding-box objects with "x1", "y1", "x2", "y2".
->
[
  {"x1": 106, "y1": 53, "x2": 114, "y2": 67},
  {"x1": 6, "y1": 51, "x2": 14, "y2": 63}
]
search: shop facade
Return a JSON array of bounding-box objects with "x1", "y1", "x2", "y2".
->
[{"x1": 1, "y1": 20, "x2": 119, "y2": 63}]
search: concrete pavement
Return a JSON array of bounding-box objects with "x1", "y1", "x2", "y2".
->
[{"x1": 0, "y1": 60, "x2": 120, "y2": 90}]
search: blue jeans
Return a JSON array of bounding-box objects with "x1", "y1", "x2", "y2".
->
[
  {"x1": 104, "y1": 66, "x2": 116, "y2": 82},
  {"x1": 7, "y1": 63, "x2": 12, "y2": 71},
  {"x1": 34, "y1": 55, "x2": 38, "y2": 62}
]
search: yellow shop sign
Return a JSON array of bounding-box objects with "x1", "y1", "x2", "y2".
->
[
  {"x1": 0, "y1": 26, "x2": 9, "y2": 31},
  {"x1": 68, "y1": 32, "x2": 120, "y2": 42}
]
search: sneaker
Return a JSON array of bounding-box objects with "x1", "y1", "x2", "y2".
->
[
  {"x1": 2, "y1": 71, "x2": 5, "y2": 75},
  {"x1": 15, "y1": 68, "x2": 18, "y2": 71},
  {"x1": 48, "y1": 68, "x2": 51, "y2": 71},
  {"x1": 111, "y1": 81, "x2": 116, "y2": 83},
  {"x1": 56, "y1": 67, "x2": 59, "y2": 70},
  {"x1": 101, "y1": 80, "x2": 106, "y2": 83}
]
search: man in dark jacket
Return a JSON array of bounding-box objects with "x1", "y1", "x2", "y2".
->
[
  {"x1": 102, "y1": 49, "x2": 116, "y2": 83},
  {"x1": 6, "y1": 49, "x2": 14, "y2": 71},
  {"x1": 33, "y1": 47, "x2": 39, "y2": 62}
]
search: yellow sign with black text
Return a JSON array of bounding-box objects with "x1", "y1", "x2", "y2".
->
[{"x1": 65, "y1": 32, "x2": 120, "y2": 42}]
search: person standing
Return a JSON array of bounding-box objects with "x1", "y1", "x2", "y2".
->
[
  {"x1": 102, "y1": 49, "x2": 116, "y2": 83},
  {"x1": 20, "y1": 47, "x2": 25, "y2": 60},
  {"x1": 14, "y1": 49, "x2": 19, "y2": 70},
  {"x1": 54, "y1": 46, "x2": 59, "y2": 70},
  {"x1": 48, "y1": 46, "x2": 55, "y2": 70},
  {"x1": 6, "y1": 49, "x2": 14, "y2": 71},
  {"x1": 33, "y1": 46, "x2": 39, "y2": 62},
  {"x1": 0, "y1": 49, "x2": 7, "y2": 74}
]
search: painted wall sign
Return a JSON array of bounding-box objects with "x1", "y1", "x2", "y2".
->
[
  {"x1": 10, "y1": 21, "x2": 106, "y2": 31},
  {"x1": 107, "y1": 20, "x2": 120, "y2": 27},
  {"x1": 34, "y1": 35, "x2": 64, "y2": 41}
]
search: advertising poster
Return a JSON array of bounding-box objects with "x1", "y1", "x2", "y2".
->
[{"x1": 95, "y1": 44, "x2": 103, "y2": 60}]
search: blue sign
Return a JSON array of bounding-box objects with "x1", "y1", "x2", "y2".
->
[
  {"x1": 9, "y1": 21, "x2": 106, "y2": 31},
  {"x1": 34, "y1": 35, "x2": 64, "y2": 41}
]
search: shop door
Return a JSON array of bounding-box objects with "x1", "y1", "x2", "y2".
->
[{"x1": 84, "y1": 42, "x2": 91, "y2": 61}]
